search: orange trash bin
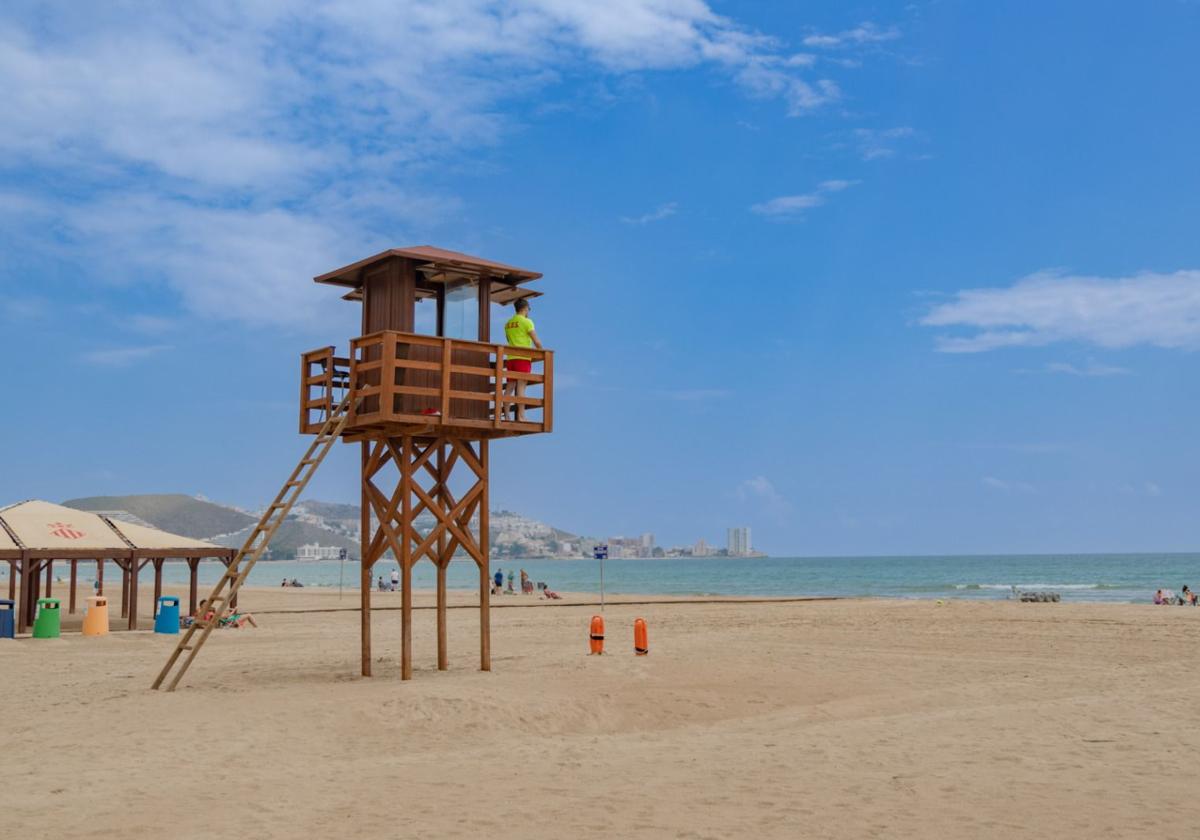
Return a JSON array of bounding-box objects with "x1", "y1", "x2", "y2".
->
[{"x1": 82, "y1": 596, "x2": 109, "y2": 637}]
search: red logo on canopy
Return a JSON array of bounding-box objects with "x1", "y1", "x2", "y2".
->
[{"x1": 49, "y1": 522, "x2": 85, "y2": 540}]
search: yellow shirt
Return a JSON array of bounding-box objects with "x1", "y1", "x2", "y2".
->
[{"x1": 504, "y1": 314, "x2": 536, "y2": 360}]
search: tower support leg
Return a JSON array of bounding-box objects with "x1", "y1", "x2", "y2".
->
[
  {"x1": 400, "y1": 435, "x2": 413, "y2": 681},
  {"x1": 360, "y1": 441, "x2": 372, "y2": 677},
  {"x1": 480, "y1": 440, "x2": 491, "y2": 672},
  {"x1": 436, "y1": 443, "x2": 449, "y2": 671}
]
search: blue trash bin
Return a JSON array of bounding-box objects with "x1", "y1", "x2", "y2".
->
[
  {"x1": 0, "y1": 598, "x2": 13, "y2": 639},
  {"x1": 154, "y1": 596, "x2": 180, "y2": 635}
]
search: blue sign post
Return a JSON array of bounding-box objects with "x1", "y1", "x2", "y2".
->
[{"x1": 593, "y1": 544, "x2": 608, "y2": 611}]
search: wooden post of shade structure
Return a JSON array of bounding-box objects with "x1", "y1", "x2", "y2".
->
[
  {"x1": 16, "y1": 552, "x2": 30, "y2": 633},
  {"x1": 153, "y1": 558, "x2": 164, "y2": 617},
  {"x1": 44, "y1": 559, "x2": 52, "y2": 598},
  {"x1": 97, "y1": 558, "x2": 104, "y2": 597},
  {"x1": 7, "y1": 560, "x2": 14, "y2": 602},
  {"x1": 297, "y1": 246, "x2": 551, "y2": 681},
  {"x1": 120, "y1": 562, "x2": 129, "y2": 618},
  {"x1": 69, "y1": 559, "x2": 78, "y2": 614},
  {"x1": 127, "y1": 559, "x2": 141, "y2": 630},
  {"x1": 187, "y1": 558, "x2": 199, "y2": 617}
]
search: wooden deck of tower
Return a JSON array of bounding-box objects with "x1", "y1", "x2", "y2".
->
[{"x1": 308, "y1": 246, "x2": 552, "y2": 680}]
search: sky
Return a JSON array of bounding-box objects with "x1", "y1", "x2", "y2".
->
[{"x1": 1, "y1": 0, "x2": 1198, "y2": 556}]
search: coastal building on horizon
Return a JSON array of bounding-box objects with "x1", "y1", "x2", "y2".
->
[
  {"x1": 296, "y1": 542, "x2": 343, "y2": 560},
  {"x1": 727, "y1": 526, "x2": 751, "y2": 557}
]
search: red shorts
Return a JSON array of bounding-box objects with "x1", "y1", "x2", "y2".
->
[{"x1": 504, "y1": 359, "x2": 532, "y2": 373}]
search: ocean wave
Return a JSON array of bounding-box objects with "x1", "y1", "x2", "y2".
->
[{"x1": 952, "y1": 583, "x2": 1126, "y2": 591}]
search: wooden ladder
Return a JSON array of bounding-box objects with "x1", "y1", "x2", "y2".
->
[{"x1": 151, "y1": 393, "x2": 353, "y2": 691}]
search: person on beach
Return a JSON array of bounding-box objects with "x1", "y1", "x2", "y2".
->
[
  {"x1": 391, "y1": 568, "x2": 400, "y2": 592},
  {"x1": 503, "y1": 299, "x2": 542, "y2": 421},
  {"x1": 220, "y1": 609, "x2": 258, "y2": 629},
  {"x1": 506, "y1": 570, "x2": 515, "y2": 593},
  {"x1": 520, "y1": 568, "x2": 530, "y2": 594},
  {"x1": 1182, "y1": 585, "x2": 1195, "y2": 606},
  {"x1": 183, "y1": 599, "x2": 217, "y2": 628}
]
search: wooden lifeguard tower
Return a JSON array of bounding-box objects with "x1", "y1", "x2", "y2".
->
[{"x1": 153, "y1": 247, "x2": 551, "y2": 690}]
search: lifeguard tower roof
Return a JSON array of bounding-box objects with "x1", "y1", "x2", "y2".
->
[{"x1": 315, "y1": 246, "x2": 543, "y2": 304}]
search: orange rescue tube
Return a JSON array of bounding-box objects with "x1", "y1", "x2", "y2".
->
[
  {"x1": 633, "y1": 617, "x2": 648, "y2": 655},
  {"x1": 589, "y1": 615, "x2": 605, "y2": 655}
]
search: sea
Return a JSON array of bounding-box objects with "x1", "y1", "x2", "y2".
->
[{"x1": 28, "y1": 553, "x2": 1195, "y2": 604}]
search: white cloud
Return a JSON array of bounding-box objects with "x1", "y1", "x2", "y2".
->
[
  {"x1": 802, "y1": 22, "x2": 900, "y2": 49},
  {"x1": 620, "y1": 202, "x2": 678, "y2": 225},
  {"x1": 922, "y1": 269, "x2": 1200, "y2": 353},
  {"x1": 1042, "y1": 361, "x2": 1130, "y2": 377},
  {"x1": 817, "y1": 179, "x2": 856, "y2": 192},
  {"x1": 0, "y1": 2, "x2": 882, "y2": 324},
  {"x1": 853, "y1": 126, "x2": 916, "y2": 160},
  {"x1": 1124, "y1": 481, "x2": 1162, "y2": 497},
  {"x1": 751, "y1": 194, "x2": 826, "y2": 216},
  {"x1": 982, "y1": 476, "x2": 1036, "y2": 494},
  {"x1": 57, "y1": 195, "x2": 369, "y2": 326},
  {"x1": 81, "y1": 344, "x2": 172, "y2": 366},
  {"x1": 735, "y1": 475, "x2": 790, "y2": 517},
  {"x1": 750, "y1": 178, "x2": 859, "y2": 219}
]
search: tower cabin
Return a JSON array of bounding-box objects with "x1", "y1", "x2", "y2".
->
[{"x1": 301, "y1": 246, "x2": 553, "y2": 680}]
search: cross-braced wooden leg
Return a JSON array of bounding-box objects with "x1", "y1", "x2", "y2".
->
[{"x1": 361, "y1": 435, "x2": 490, "y2": 679}]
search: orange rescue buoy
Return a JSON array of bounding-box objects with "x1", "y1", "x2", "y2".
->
[
  {"x1": 589, "y1": 615, "x2": 605, "y2": 655},
  {"x1": 633, "y1": 617, "x2": 648, "y2": 655}
]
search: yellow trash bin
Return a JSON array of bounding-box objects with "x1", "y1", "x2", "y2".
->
[{"x1": 82, "y1": 596, "x2": 109, "y2": 637}]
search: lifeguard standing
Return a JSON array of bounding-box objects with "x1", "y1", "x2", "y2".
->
[{"x1": 504, "y1": 299, "x2": 542, "y2": 422}]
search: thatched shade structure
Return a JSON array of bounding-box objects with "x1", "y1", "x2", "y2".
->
[{"x1": 0, "y1": 500, "x2": 234, "y2": 633}]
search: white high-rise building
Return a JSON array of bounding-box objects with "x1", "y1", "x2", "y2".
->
[
  {"x1": 640, "y1": 532, "x2": 655, "y2": 555},
  {"x1": 727, "y1": 527, "x2": 751, "y2": 557},
  {"x1": 296, "y1": 542, "x2": 344, "y2": 560}
]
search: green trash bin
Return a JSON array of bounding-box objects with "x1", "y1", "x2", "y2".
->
[{"x1": 33, "y1": 597, "x2": 61, "y2": 639}]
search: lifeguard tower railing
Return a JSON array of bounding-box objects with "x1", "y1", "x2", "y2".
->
[{"x1": 301, "y1": 331, "x2": 552, "y2": 439}]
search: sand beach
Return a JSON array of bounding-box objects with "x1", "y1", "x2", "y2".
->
[{"x1": 3, "y1": 585, "x2": 1199, "y2": 839}]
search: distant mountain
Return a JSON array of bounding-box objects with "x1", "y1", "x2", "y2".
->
[
  {"x1": 60, "y1": 493, "x2": 584, "y2": 560},
  {"x1": 64, "y1": 494, "x2": 256, "y2": 540}
]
